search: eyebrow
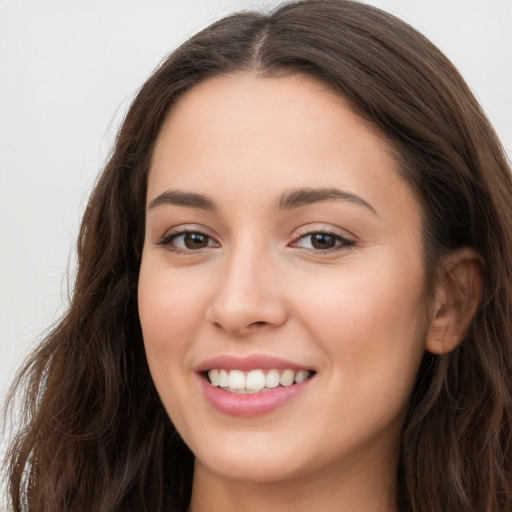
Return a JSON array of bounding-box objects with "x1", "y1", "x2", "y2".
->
[
  {"x1": 276, "y1": 187, "x2": 377, "y2": 215},
  {"x1": 147, "y1": 187, "x2": 377, "y2": 215},
  {"x1": 148, "y1": 190, "x2": 216, "y2": 211}
]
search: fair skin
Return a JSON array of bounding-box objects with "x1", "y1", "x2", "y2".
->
[{"x1": 138, "y1": 74, "x2": 481, "y2": 512}]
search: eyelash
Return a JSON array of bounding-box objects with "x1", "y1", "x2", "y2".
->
[
  {"x1": 156, "y1": 230, "x2": 218, "y2": 255},
  {"x1": 156, "y1": 229, "x2": 355, "y2": 255},
  {"x1": 291, "y1": 230, "x2": 355, "y2": 254}
]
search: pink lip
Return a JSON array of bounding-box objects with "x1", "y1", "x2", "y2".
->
[
  {"x1": 195, "y1": 354, "x2": 312, "y2": 373},
  {"x1": 199, "y1": 376, "x2": 313, "y2": 417},
  {"x1": 195, "y1": 354, "x2": 315, "y2": 417}
]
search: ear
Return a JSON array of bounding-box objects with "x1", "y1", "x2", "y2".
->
[{"x1": 426, "y1": 248, "x2": 484, "y2": 355}]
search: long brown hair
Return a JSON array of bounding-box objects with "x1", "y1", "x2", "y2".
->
[{"x1": 4, "y1": 1, "x2": 512, "y2": 510}]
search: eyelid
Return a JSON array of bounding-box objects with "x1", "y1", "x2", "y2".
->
[
  {"x1": 292, "y1": 223, "x2": 356, "y2": 240},
  {"x1": 155, "y1": 225, "x2": 221, "y2": 253},
  {"x1": 289, "y1": 225, "x2": 356, "y2": 253},
  {"x1": 157, "y1": 223, "x2": 218, "y2": 240}
]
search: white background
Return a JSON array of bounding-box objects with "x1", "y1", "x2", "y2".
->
[{"x1": 1, "y1": 0, "x2": 511, "y2": 498}]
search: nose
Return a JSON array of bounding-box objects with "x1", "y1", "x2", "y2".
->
[{"x1": 205, "y1": 243, "x2": 288, "y2": 336}]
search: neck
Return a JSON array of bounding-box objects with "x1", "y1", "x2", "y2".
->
[{"x1": 188, "y1": 451, "x2": 399, "y2": 512}]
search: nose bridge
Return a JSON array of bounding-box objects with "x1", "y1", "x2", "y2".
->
[{"x1": 207, "y1": 234, "x2": 287, "y2": 334}]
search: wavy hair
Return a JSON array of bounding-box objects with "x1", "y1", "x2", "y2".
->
[{"x1": 4, "y1": 1, "x2": 512, "y2": 511}]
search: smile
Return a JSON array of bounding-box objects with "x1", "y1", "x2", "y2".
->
[
  {"x1": 196, "y1": 354, "x2": 316, "y2": 416},
  {"x1": 208, "y1": 368, "x2": 313, "y2": 393}
]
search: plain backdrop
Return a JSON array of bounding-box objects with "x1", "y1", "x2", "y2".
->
[{"x1": 1, "y1": 0, "x2": 511, "y2": 495}]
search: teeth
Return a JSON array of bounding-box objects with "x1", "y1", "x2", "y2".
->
[
  {"x1": 246, "y1": 369, "x2": 266, "y2": 391},
  {"x1": 207, "y1": 368, "x2": 312, "y2": 392},
  {"x1": 265, "y1": 369, "x2": 280, "y2": 389},
  {"x1": 209, "y1": 369, "x2": 220, "y2": 386},
  {"x1": 294, "y1": 370, "x2": 309, "y2": 383},
  {"x1": 280, "y1": 369, "x2": 295, "y2": 387},
  {"x1": 228, "y1": 370, "x2": 245, "y2": 390},
  {"x1": 219, "y1": 369, "x2": 229, "y2": 387}
]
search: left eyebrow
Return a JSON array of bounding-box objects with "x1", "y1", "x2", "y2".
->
[{"x1": 275, "y1": 187, "x2": 378, "y2": 216}]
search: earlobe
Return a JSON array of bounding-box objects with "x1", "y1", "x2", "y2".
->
[{"x1": 426, "y1": 248, "x2": 484, "y2": 355}]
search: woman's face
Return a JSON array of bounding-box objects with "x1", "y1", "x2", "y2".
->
[{"x1": 139, "y1": 74, "x2": 431, "y2": 485}]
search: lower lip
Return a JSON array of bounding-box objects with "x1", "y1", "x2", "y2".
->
[{"x1": 199, "y1": 375, "x2": 313, "y2": 417}]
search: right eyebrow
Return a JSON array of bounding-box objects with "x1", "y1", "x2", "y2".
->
[{"x1": 147, "y1": 190, "x2": 217, "y2": 212}]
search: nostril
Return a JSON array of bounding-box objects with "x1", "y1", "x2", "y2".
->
[{"x1": 248, "y1": 321, "x2": 269, "y2": 329}]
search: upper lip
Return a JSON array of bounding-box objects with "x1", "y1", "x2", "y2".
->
[{"x1": 195, "y1": 354, "x2": 313, "y2": 373}]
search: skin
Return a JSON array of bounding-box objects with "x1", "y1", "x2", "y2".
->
[{"x1": 138, "y1": 74, "x2": 478, "y2": 511}]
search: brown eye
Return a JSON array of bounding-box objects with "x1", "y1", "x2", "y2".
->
[
  {"x1": 158, "y1": 231, "x2": 219, "y2": 252},
  {"x1": 183, "y1": 232, "x2": 209, "y2": 249},
  {"x1": 310, "y1": 233, "x2": 337, "y2": 249},
  {"x1": 292, "y1": 231, "x2": 354, "y2": 253}
]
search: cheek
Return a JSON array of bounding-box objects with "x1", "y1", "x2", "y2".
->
[
  {"x1": 137, "y1": 260, "x2": 208, "y2": 404},
  {"x1": 138, "y1": 264, "x2": 206, "y2": 347},
  {"x1": 138, "y1": 264, "x2": 209, "y2": 430},
  {"x1": 294, "y1": 253, "x2": 429, "y2": 396}
]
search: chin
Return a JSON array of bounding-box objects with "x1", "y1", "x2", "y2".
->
[
  {"x1": 187, "y1": 428, "x2": 316, "y2": 483},
  {"x1": 196, "y1": 447, "x2": 309, "y2": 484}
]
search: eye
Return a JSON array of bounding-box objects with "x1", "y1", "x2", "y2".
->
[
  {"x1": 157, "y1": 231, "x2": 220, "y2": 253},
  {"x1": 291, "y1": 231, "x2": 354, "y2": 252}
]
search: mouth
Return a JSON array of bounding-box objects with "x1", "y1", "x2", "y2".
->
[
  {"x1": 205, "y1": 368, "x2": 315, "y2": 394},
  {"x1": 196, "y1": 354, "x2": 316, "y2": 416}
]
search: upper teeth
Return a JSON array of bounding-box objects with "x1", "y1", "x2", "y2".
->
[{"x1": 208, "y1": 368, "x2": 312, "y2": 393}]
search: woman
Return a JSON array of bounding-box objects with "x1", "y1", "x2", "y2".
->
[{"x1": 4, "y1": 1, "x2": 512, "y2": 511}]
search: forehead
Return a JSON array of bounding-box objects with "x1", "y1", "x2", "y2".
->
[
  {"x1": 156, "y1": 73, "x2": 384, "y2": 151},
  {"x1": 148, "y1": 73, "x2": 417, "y2": 223}
]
